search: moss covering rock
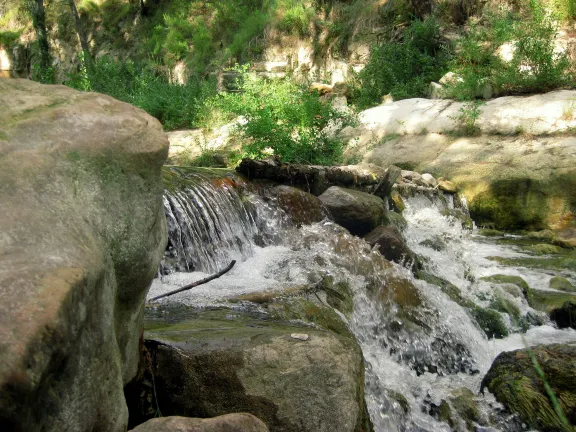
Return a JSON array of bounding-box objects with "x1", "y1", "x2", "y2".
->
[
  {"x1": 481, "y1": 343, "x2": 576, "y2": 432},
  {"x1": 550, "y1": 276, "x2": 576, "y2": 293},
  {"x1": 130, "y1": 414, "x2": 269, "y2": 432}
]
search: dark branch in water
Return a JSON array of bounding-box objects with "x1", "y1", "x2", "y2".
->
[{"x1": 148, "y1": 260, "x2": 237, "y2": 302}]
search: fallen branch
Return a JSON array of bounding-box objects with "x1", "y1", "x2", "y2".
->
[{"x1": 148, "y1": 260, "x2": 237, "y2": 302}]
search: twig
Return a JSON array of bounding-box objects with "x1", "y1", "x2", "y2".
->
[{"x1": 148, "y1": 260, "x2": 236, "y2": 302}]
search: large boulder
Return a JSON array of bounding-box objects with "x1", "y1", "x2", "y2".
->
[
  {"x1": 131, "y1": 414, "x2": 269, "y2": 432},
  {"x1": 128, "y1": 308, "x2": 372, "y2": 432},
  {"x1": 481, "y1": 343, "x2": 576, "y2": 431},
  {"x1": 341, "y1": 91, "x2": 576, "y2": 236},
  {"x1": 318, "y1": 186, "x2": 386, "y2": 236},
  {"x1": 0, "y1": 79, "x2": 169, "y2": 431}
]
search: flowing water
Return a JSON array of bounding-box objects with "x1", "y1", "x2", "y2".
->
[{"x1": 148, "y1": 172, "x2": 576, "y2": 432}]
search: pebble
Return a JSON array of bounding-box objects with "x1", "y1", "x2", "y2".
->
[{"x1": 291, "y1": 333, "x2": 309, "y2": 341}]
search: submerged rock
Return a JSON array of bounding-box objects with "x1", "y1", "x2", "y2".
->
[
  {"x1": 129, "y1": 308, "x2": 372, "y2": 432},
  {"x1": 481, "y1": 343, "x2": 576, "y2": 432},
  {"x1": 0, "y1": 79, "x2": 168, "y2": 431},
  {"x1": 550, "y1": 276, "x2": 576, "y2": 292},
  {"x1": 364, "y1": 225, "x2": 420, "y2": 270},
  {"x1": 318, "y1": 186, "x2": 386, "y2": 236},
  {"x1": 130, "y1": 414, "x2": 269, "y2": 432},
  {"x1": 550, "y1": 301, "x2": 576, "y2": 329}
]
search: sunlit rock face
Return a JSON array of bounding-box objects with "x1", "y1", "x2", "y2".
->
[
  {"x1": 0, "y1": 79, "x2": 168, "y2": 432},
  {"x1": 341, "y1": 91, "x2": 576, "y2": 239}
]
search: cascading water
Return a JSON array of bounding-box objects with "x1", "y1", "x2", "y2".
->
[{"x1": 149, "y1": 173, "x2": 576, "y2": 432}]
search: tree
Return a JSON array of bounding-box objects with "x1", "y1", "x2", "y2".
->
[
  {"x1": 67, "y1": 0, "x2": 90, "y2": 60},
  {"x1": 26, "y1": 0, "x2": 51, "y2": 80}
]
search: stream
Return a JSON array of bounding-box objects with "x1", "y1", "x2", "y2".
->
[{"x1": 148, "y1": 171, "x2": 576, "y2": 432}]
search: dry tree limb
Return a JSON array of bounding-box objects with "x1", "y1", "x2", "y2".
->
[{"x1": 148, "y1": 260, "x2": 237, "y2": 302}]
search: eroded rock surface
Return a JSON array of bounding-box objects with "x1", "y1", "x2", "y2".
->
[
  {"x1": 0, "y1": 79, "x2": 168, "y2": 432},
  {"x1": 481, "y1": 343, "x2": 576, "y2": 431}
]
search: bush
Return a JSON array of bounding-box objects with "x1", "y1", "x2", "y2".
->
[
  {"x1": 446, "y1": 0, "x2": 573, "y2": 100},
  {"x1": 205, "y1": 67, "x2": 356, "y2": 165},
  {"x1": 351, "y1": 17, "x2": 451, "y2": 108},
  {"x1": 66, "y1": 56, "x2": 217, "y2": 131}
]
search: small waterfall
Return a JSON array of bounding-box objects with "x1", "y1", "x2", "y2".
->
[
  {"x1": 150, "y1": 176, "x2": 576, "y2": 431},
  {"x1": 162, "y1": 171, "x2": 258, "y2": 274}
]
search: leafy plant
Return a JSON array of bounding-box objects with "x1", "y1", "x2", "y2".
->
[
  {"x1": 205, "y1": 66, "x2": 356, "y2": 165},
  {"x1": 449, "y1": 100, "x2": 485, "y2": 136},
  {"x1": 446, "y1": 0, "x2": 573, "y2": 100},
  {"x1": 66, "y1": 56, "x2": 218, "y2": 131},
  {"x1": 351, "y1": 17, "x2": 451, "y2": 108}
]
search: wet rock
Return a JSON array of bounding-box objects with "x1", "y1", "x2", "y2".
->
[
  {"x1": 420, "y1": 173, "x2": 438, "y2": 188},
  {"x1": 130, "y1": 414, "x2": 269, "y2": 432},
  {"x1": 0, "y1": 79, "x2": 168, "y2": 432},
  {"x1": 390, "y1": 190, "x2": 406, "y2": 213},
  {"x1": 481, "y1": 343, "x2": 576, "y2": 432},
  {"x1": 130, "y1": 308, "x2": 372, "y2": 432},
  {"x1": 480, "y1": 275, "x2": 531, "y2": 298},
  {"x1": 318, "y1": 186, "x2": 386, "y2": 236},
  {"x1": 419, "y1": 235, "x2": 447, "y2": 251},
  {"x1": 529, "y1": 289, "x2": 576, "y2": 313},
  {"x1": 438, "y1": 178, "x2": 457, "y2": 193},
  {"x1": 364, "y1": 226, "x2": 420, "y2": 269},
  {"x1": 270, "y1": 185, "x2": 325, "y2": 226},
  {"x1": 550, "y1": 301, "x2": 576, "y2": 329},
  {"x1": 470, "y1": 307, "x2": 508, "y2": 339},
  {"x1": 550, "y1": 276, "x2": 576, "y2": 292}
]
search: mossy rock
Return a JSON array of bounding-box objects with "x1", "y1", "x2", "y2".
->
[
  {"x1": 386, "y1": 211, "x2": 408, "y2": 231},
  {"x1": 480, "y1": 274, "x2": 530, "y2": 294},
  {"x1": 481, "y1": 343, "x2": 576, "y2": 432},
  {"x1": 470, "y1": 307, "x2": 508, "y2": 339},
  {"x1": 550, "y1": 276, "x2": 576, "y2": 293},
  {"x1": 390, "y1": 190, "x2": 406, "y2": 213},
  {"x1": 268, "y1": 297, "x2": 353, "y2": 339},
  {"x1": 416, "y1": 271, "x2": 508, "y2": 338},
  {"x1": 487, "y1": 255, "x2": 576, "y2": 272},
  {"x1": 524, "y1": 243, "x2": 565, "y2": 255},
  {"x1": 321, "y1": 276, "x2": 355, "y2": 317},
  {"x1": 419, "y1": 236, "x2": 447, "y2": 251},
  {"x1": 490, "y1": 293, "x2": 521, "y2": 322},
  {"x1": 469, "y1": 178, "x2": 550, "y2": 231},
  {"x1": 529, "y1": 290, "x2": 576, "y2": 314}
]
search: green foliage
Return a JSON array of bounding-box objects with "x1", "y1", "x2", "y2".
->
[
  {"x1": 351, "y1": 17, "x2": 451, "y2": 108},
  {"x1": 277, "y1": 0, "x2": 314, "y2": 36},
  {"x1": 446, "y1": 0, "x2": 573, "y2": 100},
  {"x1": 205, "y1": 66, "x2": 355, "y2": 165},
  {"x1": 449, "y1": 100, "x2": 484, "y2": 136},
  {"x1": 66, "y1": 56, "x2": 217, "y2": 131}
]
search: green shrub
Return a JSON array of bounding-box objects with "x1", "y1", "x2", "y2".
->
[
  {"x1": 351, "y1": 17, "x2": 451, "y2": 108},
  {"x1": 66, "y1": 56, "x2": 217, "y2": 131},
  {"x1": 446, "y1": 0, "x2": 573, "y2": 100},
  {"x1": 205, "y1": 66, "x2": 356, "y2": 165}
]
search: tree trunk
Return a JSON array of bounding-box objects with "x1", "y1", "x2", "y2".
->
[
  {"x1": 27, "y1": 0, "x2": 51, "y2": 74},
  {"x1": 68, "y1": 0, "x2": 91, "y2": 60}
]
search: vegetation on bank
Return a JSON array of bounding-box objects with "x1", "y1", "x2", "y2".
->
[{"x1": 2, "y1": 0, "x2": 576, "y2": 166}]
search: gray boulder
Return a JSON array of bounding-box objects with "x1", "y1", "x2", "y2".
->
[
  {"x1": 319, "y1": 186, "x2": 386, "y2": 235},
  {"x1": 0, "y1": 79, "x2": 168, "y2": 431},
  {"x1": 130, "y1": 414, "x2": 269, "y2": 432},
  {"x1": 130, "y1": 308, "x2": 372, "y2": 432}
]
